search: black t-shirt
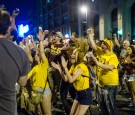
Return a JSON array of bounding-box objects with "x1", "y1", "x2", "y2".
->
[
  {"x1": 0, "y1": 38, "x2": 29, "y2": 115},
  {"x1": 48, "y1": 42, "x2": 70, "y2": 68},
  {"x1": 48, "y1": 43, "x2": 64, "y2": 62}
]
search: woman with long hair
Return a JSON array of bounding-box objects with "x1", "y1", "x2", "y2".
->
[
  {"x1": 51, "y1": 48, "x2": 92, "y2": 115},
  {"x1": 122, "y1": 46, "x2": 135, "y2": 107},
  {"x1": 27, "y1": 30, "x2": 52, "y2": 115}
]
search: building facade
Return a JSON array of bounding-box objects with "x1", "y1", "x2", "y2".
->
[
  {"x1": 83, "y1": 0, "x2": 135, "y2": 42},
  {"x1": 37, "y1": 0, "x2": 135, "y2": 42},
  {"x1": 37, "y1": 0, "x2": 78, "y2": 37}
]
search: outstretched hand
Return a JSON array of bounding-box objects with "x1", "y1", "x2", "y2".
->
[
  {"x1": 12, "y1": 8, "x2": 20, "y2": 18},
  {"x1": 113, "y1": 34, "x2": 117, "y2": 38},
  {"x1": 37, "y1": 29, "x2": 45, "y2": 41},
  {"x1": 37, "y1": 29, "x2": 49, "y2": 41},
  {"x1": 51, "y1": 62, "x2": 62, "y2": 72},
  {"x1": 87, "y1": 27, "x2": 93, "y2": 34},
  {"x1": 61, "y1": 56, "x2": 68, "y2": 68}
]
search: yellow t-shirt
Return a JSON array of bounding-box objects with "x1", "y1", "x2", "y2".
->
[
  {"x1": 96, "y1": 47, "x2": 119, "y2": 87},
  {"x1": 69, "y1": 62, "x2": 90, "y2": 91},
  {"x1": 28, "y1": 58, "x2": 49, "y2": 90}
]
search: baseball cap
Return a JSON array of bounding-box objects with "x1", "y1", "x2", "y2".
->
[
  {"x1": 53, "y1": 31, "x2": 64, "y2": 39},
  {"x1": 103, "y1": 39, "x2": 113, "y2": 51}
]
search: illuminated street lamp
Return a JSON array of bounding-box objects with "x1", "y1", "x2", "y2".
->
[
  {"x1": 80, "y1": 5, "x2": 88, "y2": 23},
  {"x1": 80, "y1": 5, "x2": 88, "y2": 36}
]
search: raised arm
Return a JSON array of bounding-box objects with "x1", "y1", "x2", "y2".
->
[
  {"x1": 113, "y1": 34, "x2": 120, "y2": 48},
  {"x1": 24, "y1": 37, "x2": 33, "y2": 63},
  {"x1": 61, "y1": 56, "x2": 82, "y2": 83},
  {"x1": 10, "y1": 9, "x2": 19, "y2": 31},
  {"x1": 87, "y1": 28, "x2": 97, "y2": 51},
  {"x1": 30, "y1": 35, "x2": 38, "y2": 53},
  {"x1": 37, "y1": 30, "x2": 48, "y2": 62},
  {"x1": 51, "y1": 62, "x2": 68, "y2": 82}
]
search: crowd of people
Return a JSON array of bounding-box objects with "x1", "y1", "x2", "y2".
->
[{"x1": 0, "y1": 5, "x2": 135, "y2": 115}]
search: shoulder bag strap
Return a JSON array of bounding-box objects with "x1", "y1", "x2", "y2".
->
[{"x1": 0, "y1": 42, "x2": 22, "y2": 75}]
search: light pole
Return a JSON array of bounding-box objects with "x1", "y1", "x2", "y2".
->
[
  {"x1": 80, "y1": 5, "x2": 88, "y2": 37},
  {"x1": 80, "y1": 5, "x2": 87, "y2": 24}
]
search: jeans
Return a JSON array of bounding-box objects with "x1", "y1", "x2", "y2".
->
[
  {"x1": 97, "y1": 85, "x2": 118, "y2": 115},
  {"x1": 48, "y1": 67, "x2": 61, "y2": 104}
]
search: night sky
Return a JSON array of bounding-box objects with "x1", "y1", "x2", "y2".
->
[{"x1": 0, "y1": 0, "x2": 37, "y2": 25}]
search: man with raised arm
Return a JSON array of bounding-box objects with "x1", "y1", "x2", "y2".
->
[{"x1": 87, "y1": 28, "x2": 119, "y2": 115}]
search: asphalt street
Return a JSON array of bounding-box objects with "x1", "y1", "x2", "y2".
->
[{"x1": 18, "y1": 91, "x2": 135, "y2": 115}]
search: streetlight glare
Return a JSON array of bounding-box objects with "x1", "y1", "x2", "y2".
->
[{"x1": 81, "y1": 6, "x2": 87, "y2": 13}]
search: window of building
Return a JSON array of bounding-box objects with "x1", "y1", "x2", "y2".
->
[
  {"x1": 48, "y1": 3, "x2": 53, "y2": 10},
  {"x1": 62, "y1": 15, "x2": 69, "y2": 24},
  {"x1": 62, "y1": 4, "x2": 68, "y2": 13},
  {"x1": 95, "y1": 5, "x2": 99, "y2": 12},
  {"x1": 108, "y1": 0, "x2": 112, "y2": 6},
  {"x1": 94, "y1": 15, "x2": 99, "y2": 27},
  {"x1": 38, "y1": 0, "x2": 42, "y2": 9},
  {"x1": 43, "y1": 0, "x2": 47, "y2": 5},
  {"x1": 49, "y1": 21, "x2": 54, "y2": 29},
  {"x1": 43, "y1": 7, "x2": 47, "y2": 14},
  {"x1": 49, "y1": 11, "x2": 54, "y2": 20},
  {"x1": 111, "y1": 8, "x2": 118, "y2": 35},
  {"x1": 39, "y1": 14, "x2": 43, "y2": 24},
  {"x1": 44, "y1": 24, "x2": 48, "y2": 29},
  {"x1": 131, "y1": 3, "x2": 135, "y2": 41},
  {"x1": 111, "y1": 8, "x2": 117, "y2": 22},
  {"x1": 94, "y1": 15, "x2": 99, "y2": 39},
  {"x1": 55, "y1": 19, "x2": 61, "y2": 27},
  {"x1": 44, "y1": 14, "x2": 48, "y2": 23},
  {"x1": 113, "y1": 0, "x2": 118, "y2": 4},
  {"x1": 54, "y1": 1, "x2": 59, "y2": 8},
  {"x1": 61, "y1": 0, "x2": 66, "y2": 2},
  {"x1": 54, "y1": 8, "x2": 60, "y2": 17},
  {"x1": 47, "y1": 0, "x2": 53, "y2": 3}
]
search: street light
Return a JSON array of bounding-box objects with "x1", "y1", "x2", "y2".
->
[
  {"x1": 80, "y1": 5, "x2": 88, "y2": 37},
  {"x1": 80, "y1": 5, "x2": 87, "y2": 23}
]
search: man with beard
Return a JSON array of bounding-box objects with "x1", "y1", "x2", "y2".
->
[{"x1": 87, "y1": 28, "x2": 119, "y2": 115}]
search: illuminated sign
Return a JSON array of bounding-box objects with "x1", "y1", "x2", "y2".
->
[{"x1": 18, "y1": 24, "x2": 29, "y2": 37}]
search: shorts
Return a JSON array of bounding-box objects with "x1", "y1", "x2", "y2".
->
[
  {"x1": 36, "y1": 88, "x2": 52, "y2": 96},
  {"x1": 75, "y1": 88, "x2": 92, "y2": 105}
]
